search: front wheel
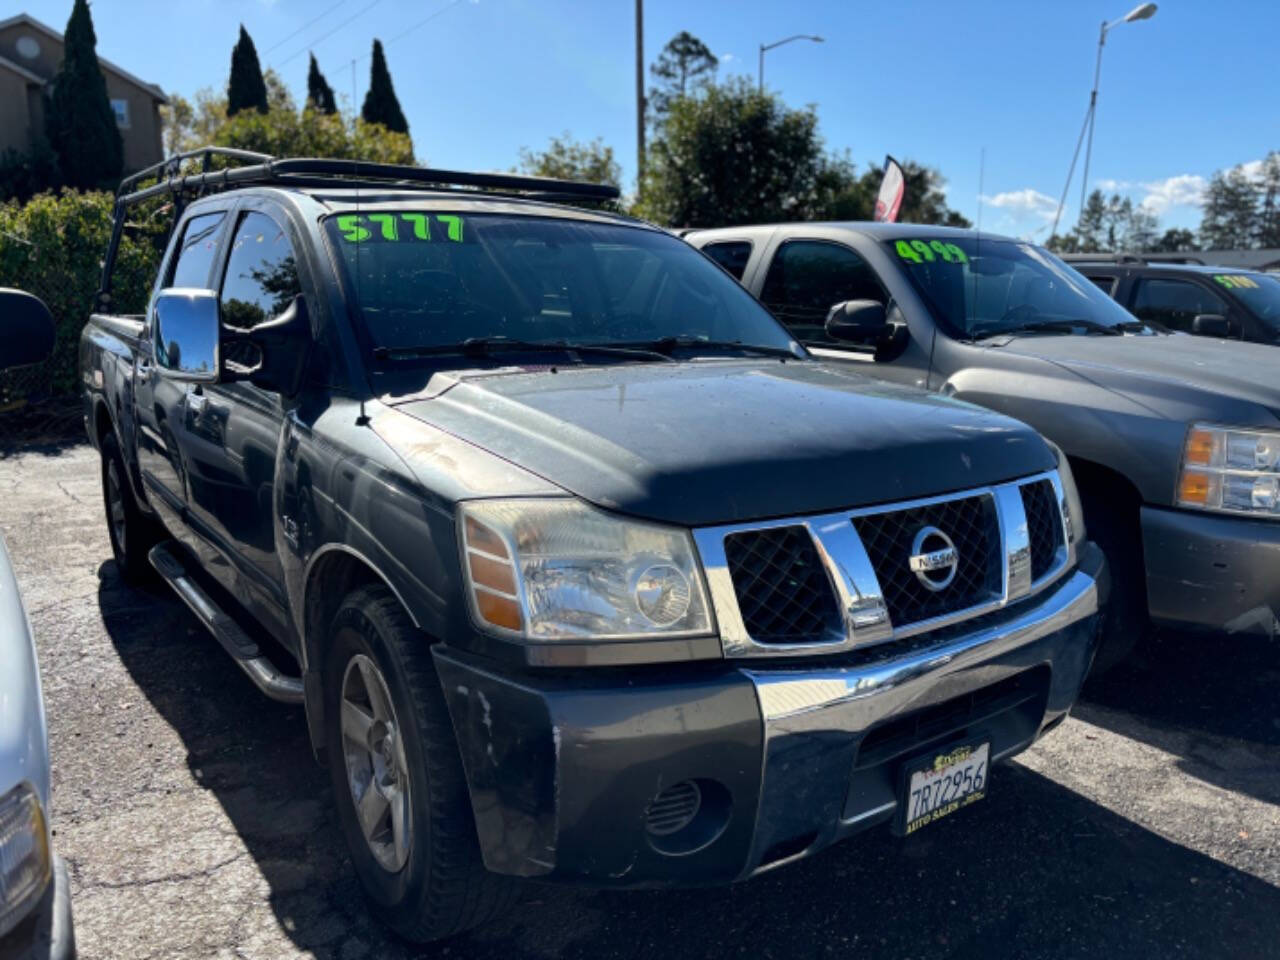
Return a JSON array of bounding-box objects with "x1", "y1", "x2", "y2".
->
[
  {"x1": 100, "y1": 433, "x2": 160, "y2": 584},
  {"x1": 323, "y1": 585, "x2": 518, "y2": 941}
]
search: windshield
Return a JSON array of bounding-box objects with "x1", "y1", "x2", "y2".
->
[
  {"x1": 885, "y1": 237, "x2": 1152, "y2": 339},
  {"x1": 1213, "y1": 273, "x2": 1280, "y2": 331},
  {"x1": 324, "y1": 212, "x2": 797, "y2": 355}
]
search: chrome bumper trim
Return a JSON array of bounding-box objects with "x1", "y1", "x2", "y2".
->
[{"x1": 746, "y1": 564, "x2": 1099, "y2": 721}]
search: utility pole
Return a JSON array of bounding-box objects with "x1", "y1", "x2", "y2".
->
[{"x1": 635, "y1": 0, "x2": 645, "y2": 186}]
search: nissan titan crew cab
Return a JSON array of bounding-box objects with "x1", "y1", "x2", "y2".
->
[{"x1": 65, "y1": 150, "x2": 1106, "y2": 941}]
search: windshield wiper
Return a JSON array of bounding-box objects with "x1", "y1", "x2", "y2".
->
[
  {"x1": 374, "y1": 336, "x2": 676, "y2": 363},
  {"x1": 636, "y1": 336, "x2": 801, "y2": 359},
  {"x1": 971, "y1": 319, "x2": 1123, "y2": 341}
]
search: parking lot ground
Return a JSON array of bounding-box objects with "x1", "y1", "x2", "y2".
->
[{"x1": 1, "y1": 440, "x2": 1276, "y2": 959}]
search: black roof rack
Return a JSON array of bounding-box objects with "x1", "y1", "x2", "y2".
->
[
  {"x1": 1059, "y1": 253, "x2": 1147, "y2": 265},
  {"x1": 98, "y1": 146, "x2": 622, "y2": 310}
]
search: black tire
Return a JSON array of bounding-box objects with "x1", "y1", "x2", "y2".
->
[
  {"x1": 323, "y1": 585, "x2": 518, "y2": 942},
  {"x1": 1079, "y1": 481, "x2": 1148, "y2": 675},
  {"x1": 100, "y1": 433, "x2": 161, "y2": 585}
]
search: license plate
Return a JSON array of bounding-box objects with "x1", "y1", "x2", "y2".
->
[{"x1": 900, "y1": 741, "x2": 989, "y2": 835}]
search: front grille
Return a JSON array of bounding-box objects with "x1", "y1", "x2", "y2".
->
[
  {"x1": 1020, "y1": 479, "x2": 1064, "y2": 581},
  {"x1": 724, "y1": 525, "x2": 840, "y2": 643},
  {"x1": 852, "y1": 494, "x2": 1001, "y2": 629}
]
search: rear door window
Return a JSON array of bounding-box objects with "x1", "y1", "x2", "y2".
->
[
  {"x1": 759, "y1": 240, "x2": 886, "y2": 345},
  {"x1": 166, "y1": 211, "x2": 227, "y2": 288},
  {"x1": 702, "y1": 241, "x2": 753, "y2": 280},
  {"x1": 1086, "y1": 274, "x2": 1118, "y2": 296},
  {"x1": 1131, "y1": 278, "x2": 1229, "y2": 334}
]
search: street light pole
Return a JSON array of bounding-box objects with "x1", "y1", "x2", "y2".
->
[
  {"x1": 757, "y1": 33, "x2": 824, "y2": 93},
  {"x1": 1049, "y1": 3, "x2": 1157, "y2": 240}
]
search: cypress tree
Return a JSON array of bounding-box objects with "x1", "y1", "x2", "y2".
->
[
  {"x1": 306, "y1": 54, "x2": 337, "y2": 115},
  {"x1": 48, "y1": 0, "x2": 123, "y2": 188},
  {"x1": 361, "y1": 40, "x2": 408, "y2": 134},
  {"x1": 228, "y1": 25, "x2": 269, "y2": 116}
]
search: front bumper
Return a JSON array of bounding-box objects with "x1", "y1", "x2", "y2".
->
[
  {"x1": 1143, "y1": 505, "x2": 1280, "y2": 635},
  {"x1": 435, "y1": 543, "x2": 1106, "y2": 887},
  {"x1": 0, "y1": 857, "x2": 75, "y2": 960}
]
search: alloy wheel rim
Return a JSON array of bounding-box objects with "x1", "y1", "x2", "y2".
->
[
  {"x1": 107, "y1": 460, "x2": 127, "y2": 554},
  {"x1": 340, "y1": 650, "x2": 412, "y2": 873}
]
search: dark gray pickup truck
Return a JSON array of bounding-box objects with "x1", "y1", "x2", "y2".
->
[
  {"x1": 687, "y1": 223, "x2": 1280, "y2": 666},
  {"x1": 56, "y1": 151, "x2": 1105, "y2": 941}
]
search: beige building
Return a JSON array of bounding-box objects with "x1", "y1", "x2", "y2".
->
[{"x1": 0, "y1": 12, "x2": 167, "y2": 175}]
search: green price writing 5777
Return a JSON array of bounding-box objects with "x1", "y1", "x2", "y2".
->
[{"x1": 895, "y1": 239, "x2": 969, "y2": 265}]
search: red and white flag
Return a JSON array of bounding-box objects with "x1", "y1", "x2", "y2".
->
[{"x1": 874, "y1": 155, "x2": 905, "y2": 223}]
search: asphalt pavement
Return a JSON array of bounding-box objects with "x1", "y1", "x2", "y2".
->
[{"x1": 1, "y1": 440, "x2": 1276, "y2": 959}]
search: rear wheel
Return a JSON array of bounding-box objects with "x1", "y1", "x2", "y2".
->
[
  {"x1": 100, "y1": 433, "x2": 160, "y2": 584},
  {"x1": 323, "y1": 585, "x2": 518, "y2": 941}
]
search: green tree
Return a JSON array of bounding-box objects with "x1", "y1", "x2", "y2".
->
[
  {"x1": 636, "y1": 78, "x2": 832, "y2": 227},
  {"x1": 47, "y1": 0, "x2": 123, "y2": 190},
  {"x1": 649, "y1": 31, "x2": 717, "y2": 116},
  {"x1": 1199, "y1": 167, "x2": 1257, "y2": 249},
  {"x1": 214, "y1": 103, "x2": 414, "y2": 165},
  {"x1": 518, "y1": 134, "x2": 621, "y2": 187},
  {"x1": 1072, "y1": 189, "x2": 1108, "y2": 252},
  {"x1": 1255, "y1": 151, "x2": 1280, "y2": 248},
  {"x1": 307, "y1": 54, "x2": 338, "y2": 115},
  {"x1": 1150, "y1": 227, "x2": 1198, "y2": 253},
  {"x1": 1124, "y1": 203, "x2": 1159, "y2": 251},
  {"x1": 361, "y1": 40, "x2": 409, "y2": 136},
  {"x1": 228, "y1": 25, "x2": 269, "y2": 116}
]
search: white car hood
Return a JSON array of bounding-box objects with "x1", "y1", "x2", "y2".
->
[{"x1": 0, "y1": 534, "x2": 50, "y2": 810}]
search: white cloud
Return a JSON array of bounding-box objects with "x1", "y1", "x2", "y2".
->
[
  {"x1": 1137, "y1": 173, "x2": 1207, "y2": 215},
  {"x1": 980, "y1": 188, "x2": 1059, "y2": 222},
  {"x1": 720, "y1": 52, "x2": 736, "y2": 63}
]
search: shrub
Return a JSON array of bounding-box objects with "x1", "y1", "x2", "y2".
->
[{"x1": 0, "y1": 191, "x2": 162, "y2": 396}]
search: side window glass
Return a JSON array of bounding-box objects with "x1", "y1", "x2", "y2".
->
[
  {"x1": 1087, "y1": 275, "x2": 1117, "y2": 296},
  {"x1": 759, "y1": 240, "x2": 886, "y2": 345},
  {"x1": 167, "y1": 211, "x2": 226, "y2": 289},
  {"x1": 219, "y1": 211, "x2": 302, "y2": 329},
  {"x1": 703, "y1": 241, "x2": 752, "y2": 280},
  {"x1": 1131, "y1": 279, "x2": 1228, "y2": 333}
]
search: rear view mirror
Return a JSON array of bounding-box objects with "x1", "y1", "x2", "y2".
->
[
  {"x1": 825, "y1": 300, "x2": 889, "y2": 344},
  {"x1": 0, "y1": 288, "x2": 55, "y2": 372},
  {"x1": 153, "y1": 289, "x2": 221, "y2": 382},
  {"x1": 1192, "y1": 314, "x2": 1230, "y2": 338}
]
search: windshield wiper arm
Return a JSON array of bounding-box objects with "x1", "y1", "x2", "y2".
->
[
  {"x1": 971, "y1": 319, "x2": 1122, "y2": 341},
  {"x1": 373, "y1": 336, "x2": 675, "y2": 363},
  {"x1": 637, "y1": 336, "x2": 801, "y2": 359}
]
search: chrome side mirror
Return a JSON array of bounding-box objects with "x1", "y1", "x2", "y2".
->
[{"x1": 152, "y1": 289, "x2": 221, "y2": 382}]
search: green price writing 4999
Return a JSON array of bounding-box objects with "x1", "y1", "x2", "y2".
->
[{"x1": 895, "y1": 239, "x2": 970, "y2": 265}]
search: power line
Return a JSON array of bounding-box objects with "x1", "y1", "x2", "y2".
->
[
  {"x1": 275, "y1": 0, "x2": 384, "y2": 68},
  {"x1": 350, "y1": 0, "x2": 466, "y2": 65},
  {"x1": 261, "y1": 0, "x2": 346, "y2": 56}
]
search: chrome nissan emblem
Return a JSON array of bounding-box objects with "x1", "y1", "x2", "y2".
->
[{"x1": 908, "y1": 526, "x2": 959, "y2": 591}]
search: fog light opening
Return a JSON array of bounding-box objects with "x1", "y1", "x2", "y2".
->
[{"x1": 644, "y1": 778, "x2": 731, "y2": 856}]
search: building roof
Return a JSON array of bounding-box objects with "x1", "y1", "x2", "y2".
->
[
  {"x1": 0, "y1": 13, "x2": 168, "y2": 103},
  {"x1": 0, "y1": 50, "x2": 44, "y2": 84}
]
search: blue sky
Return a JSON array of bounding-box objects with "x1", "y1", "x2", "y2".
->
[{"x1": 22, "y1": 0, "x2": 1279, "y2": 237}]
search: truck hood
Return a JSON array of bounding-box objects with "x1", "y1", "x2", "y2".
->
[
  {"x1": 388, "y1": 359, "x2": 1054, "y2": 526},
  {"x1": 1000, "y1": 333, "x2": 1280, "y2": 421}
]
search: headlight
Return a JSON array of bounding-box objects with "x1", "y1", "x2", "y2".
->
[
  {"x1": 0, "y1": 783, "x2": 51, "y2": 939},
  {"x1": 1045, "y1": 441, "x2": 1085, "y2": 544},
  {"x1": 459, "y1": 499, "x2": 712, "y2": 641},
  {"x1": 1177, "y1": 424, "x2": 1280, "y2": 517}
]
